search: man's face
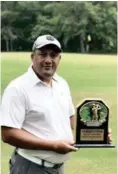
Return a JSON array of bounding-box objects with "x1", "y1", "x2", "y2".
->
[{"x1": 31, "y1": 45, "x2": 61, "y2": 79}]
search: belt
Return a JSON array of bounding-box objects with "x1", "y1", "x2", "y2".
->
[{"x1": 38, "y1": 159, "x2": 63, "y2": 168}]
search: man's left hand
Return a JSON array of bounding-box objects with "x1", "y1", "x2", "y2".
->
[{"x1": 107, "y1": 128, "x2": 112, "y2": 144}]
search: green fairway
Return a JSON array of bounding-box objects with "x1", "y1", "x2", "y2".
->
[{"x1": 1, "y1": 52, "x2": 117, "y2": 174}]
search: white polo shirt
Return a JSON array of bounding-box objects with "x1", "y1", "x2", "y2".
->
[{"x1": 0, "y1": 67, "x2": 75, "y2": 164}]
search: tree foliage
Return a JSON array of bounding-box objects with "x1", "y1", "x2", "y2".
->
[{"x1": 1, "y1": 1, "x2": 117, "y2": 53}]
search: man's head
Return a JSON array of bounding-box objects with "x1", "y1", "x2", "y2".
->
[{"x1": 31, "y1": 35, "x2": 62, "y2": 82}]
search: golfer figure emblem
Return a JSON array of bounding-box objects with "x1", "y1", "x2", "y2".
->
[
  {"x1": 92, "y1": 103, "x2": 101, "y2": 121},
  {"x1": 79, "y1": 100, "x2": 107, "y2": 127}
]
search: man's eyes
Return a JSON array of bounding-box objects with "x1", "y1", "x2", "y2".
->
[
  {"x1": 38, "y1": 53, "x2": 47, "y2": 57},
  {"x1": 38, "y1": 53, "x2": 57, "y2": 58}
]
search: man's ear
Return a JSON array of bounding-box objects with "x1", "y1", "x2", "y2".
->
[
  {"x1": 59, "y1": 54, "x2": 61, "y2": 60},
  {"x1": 31, "y1": 53, "x2": 34, "y2": 60}
]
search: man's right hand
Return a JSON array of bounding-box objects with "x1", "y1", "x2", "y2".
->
[{"x1": 53, "y1": 140, "x2": 78, "y2": 154}]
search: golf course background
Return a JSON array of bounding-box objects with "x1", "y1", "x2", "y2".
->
[{"x1": 1, "y1": 52, "x2": 117, "y2": 174}]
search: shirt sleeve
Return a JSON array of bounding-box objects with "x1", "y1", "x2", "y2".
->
[
  {"x1": 0, "y1": 86, "x2": 26, "y2": 129},
  {"x1": 64, "y1": 81, "x2": 75, "y2": 116},
  {"x1": 68, "y1": 94, "x2": 75, "y2": 116}
]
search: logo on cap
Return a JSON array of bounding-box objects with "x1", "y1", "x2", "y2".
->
[{"x1": 46, "y1": 35, "x2": 55, "y2": 41}]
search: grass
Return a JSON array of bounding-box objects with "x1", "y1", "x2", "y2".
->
[{"x1": 1, "y1": 52, "x2": 117, "y2": 174}]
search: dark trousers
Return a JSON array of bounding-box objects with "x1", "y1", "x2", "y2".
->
[{"x1": 9, "y1": 152, "x2": 64, "y2": 174}]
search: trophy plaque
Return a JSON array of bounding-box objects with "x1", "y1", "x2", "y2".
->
[{"x1": 74, "y1": 98, "x2": 115, "y2": 148}]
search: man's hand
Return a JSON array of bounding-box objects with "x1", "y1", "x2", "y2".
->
[
  {"x1": 53, "y1": 140, "x2": 78, "y2": 154},
  {"x1": 107, "y1": 128, "x2": 112, "y2": 144}
]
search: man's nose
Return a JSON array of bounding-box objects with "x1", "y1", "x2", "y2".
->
[{"x1": 44, "y1": 55, "x2": 52, "y2": 63}]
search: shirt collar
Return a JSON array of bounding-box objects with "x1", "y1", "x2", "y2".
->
[
  {"x1": 52, "y1": 73, "x2": 59, "y2": 82},
  {"x1": 27, "y1": 66, "x2": 59, "y2": 87}
]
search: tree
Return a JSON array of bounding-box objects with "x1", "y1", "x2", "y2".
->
[
  {"x1": 1, "y1": 1, "x2": 117, "y2": 53},
  {"x1": 1, "y1": 10, "x2": 18, "y2": 51}
]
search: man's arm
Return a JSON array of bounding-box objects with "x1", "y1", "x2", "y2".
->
[
  {"x1": 70, "y1": 115, "x2": 75, "y2": 130},
  {"x1": 2, "y1": 126, "x2": 55, "y2": 150},
  {"x1": 1, "y1": 126, "x2": 77, "y2": 154}
]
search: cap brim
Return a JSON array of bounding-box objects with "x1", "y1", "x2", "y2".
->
[{"x1": 35, "y1": 43, "x2": 62, "y2": 52}]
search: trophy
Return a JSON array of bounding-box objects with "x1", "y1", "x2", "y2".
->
[{"x1": 74, "y1": 98, "x2": 115, "y2": 148}]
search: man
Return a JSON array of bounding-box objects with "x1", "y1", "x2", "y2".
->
[
  {"x1": 1, "y1": 35, "x2": 112, "y2": 174},
  {"x1": 1, "y1": 34, "x2": 77, "y2": 174}
]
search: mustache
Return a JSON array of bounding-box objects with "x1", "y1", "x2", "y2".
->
[{"x1": 43, "y1": 66, "x2": 52, "y2": 67}]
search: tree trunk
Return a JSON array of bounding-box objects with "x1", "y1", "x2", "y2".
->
[
  {"x1": 80, "y1": 34, "x2": 85, "y2": 53},
  {"x1": 5, "y1": 38, "x2": 9, "y2": 51},
  {"x1": 86, "y1": 43, "x2": 90, "y2": 53},
  {"x1": 10, "y1": 39, "x2": 13, "y2": 51}
]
